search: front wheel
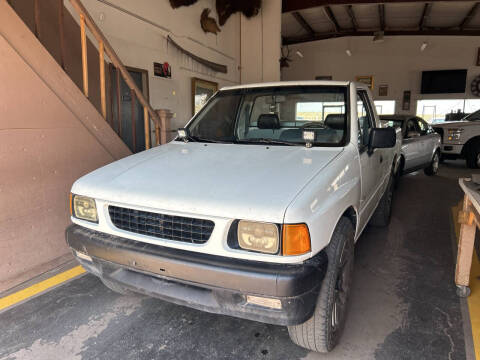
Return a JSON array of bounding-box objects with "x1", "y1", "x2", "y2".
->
[
  {"x1": 466, "y1": 141, "x2": 480, "y2": 169},
  {"x1": 287, "y1": 217, "x2": 355, "y2": 353},
  {"x1": 424, "y1": 151, "x2": 440, "y2": 176}
]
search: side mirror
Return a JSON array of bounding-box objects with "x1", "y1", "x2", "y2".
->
[
  {"x1": 407, "y1": 131, "x2": 420, "y2": 138},
  {"x1": 370, "y1": 127, "x2": 396, "y2": 149}
]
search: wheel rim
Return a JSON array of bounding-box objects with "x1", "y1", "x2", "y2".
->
[
  {"x1": 331, "y1": 239, "x2": 354, "y2": 331},
  {"x1": 432, "y1": 153, "x2": 439, "y2": 173},
  {"x1": 476, "y1": 153, "x2": 480, "y2": 168}
]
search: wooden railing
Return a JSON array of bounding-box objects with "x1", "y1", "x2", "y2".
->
[{"x1": 69, "y1": 0, "x2": 161, "y2": 149}]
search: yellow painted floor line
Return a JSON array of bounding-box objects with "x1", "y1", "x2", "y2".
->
[
  {"x1": 452, "y1": 205, "x2": 480, "y2": 360},
  {"x1": 0, "y1": 265, "x2": 85, "y2": 311}
]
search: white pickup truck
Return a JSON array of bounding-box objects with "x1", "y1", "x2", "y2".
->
[
  {"x1": 433, "y1": 109, "x2": 480, "y2": 168},
  {"x1": 66, "y1": 81, "x2": 400, "y2": 353}
]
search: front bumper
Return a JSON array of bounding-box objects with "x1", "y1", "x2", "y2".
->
[
  {"x1": 441, "y1": 143, "x2": 463, "y2": 156},
  {"x1": 66, "y1": 225, "x2": 328, "y2": 326}
]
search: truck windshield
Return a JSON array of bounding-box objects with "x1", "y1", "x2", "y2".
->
[
  {"x1": 464, "y1": 110, "x2": 480, "y2": 121},
  {"x1": 186, "y1": 86, "x2": 348, "y2": 146}
]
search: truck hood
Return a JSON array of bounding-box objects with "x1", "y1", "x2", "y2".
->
[
  {"x1": 432, "y1": 121, "x2": 477, "y2": 128},
  {"x1": 72, "y1": 142, "x2": 343, "y2": 222}
]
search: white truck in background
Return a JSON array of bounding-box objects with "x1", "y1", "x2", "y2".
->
[
  {"x1": 66, "y1": 81, "x2": 401, "y2": 353},
  {"x1": 433, "y1": 110, "x2": 480, "y2": 168}
]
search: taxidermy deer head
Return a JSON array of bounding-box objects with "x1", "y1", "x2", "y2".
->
[
  {"x1": 169, "y1": 0, "x2": 198, "y2": 8},
  {"x1": 169, "y1": 0, "x2": 262, "y2": 27},
  {"x1": 216, "y1": 0, "x2": 262, "y2": 26},
  {"x1": 201, "y1": 9, "x2": 221, "y2": 34}
]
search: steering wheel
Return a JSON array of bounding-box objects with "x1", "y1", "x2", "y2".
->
[{"x1": 300, "y1": 121, "x2": 326, "y2": 129}]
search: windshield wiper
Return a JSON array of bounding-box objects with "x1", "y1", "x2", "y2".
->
[
  {"x1": 237, "y1": 138, "x2": 298, "y2": 146},
  {"x1": 179, "y1": 134, "x2": 227, "y2": 143}
]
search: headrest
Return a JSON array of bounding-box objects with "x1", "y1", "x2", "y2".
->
[
  {"x1": 324, "y1": 114, "x2": 346, "y2": 130},
  {"x1": 257, "y1": 114, "x2": 280, "y2": 129}
]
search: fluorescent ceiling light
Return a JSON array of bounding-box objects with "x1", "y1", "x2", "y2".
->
[{"x1": 296, "y1": 50, "x2": 304, "y2": 58}]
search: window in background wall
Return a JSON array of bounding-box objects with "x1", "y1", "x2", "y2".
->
[
  {"x1": 296, "y1": 102, "x2": 345, "y2": 121},
  {"x1": 374, "y1": 100, "x2": 396, "y2": 115},
  {"x1": 416, "y1": 99, "x2": 480, "y2": 123}
]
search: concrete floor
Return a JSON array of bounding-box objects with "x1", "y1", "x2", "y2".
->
[{"x1": 0, "y1": 161, "x2": 477, "y2": 360}]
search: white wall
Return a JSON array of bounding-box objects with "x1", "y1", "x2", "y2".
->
[
  {"x1": 241, "y1": 0, "x2": 281, "y2": 84},
  {"x1": 65, "y1": 0, "x2": 281, "y2": 130},
  {"x1": 282, "y1": 36, "x2": 480, "y2": 114}
]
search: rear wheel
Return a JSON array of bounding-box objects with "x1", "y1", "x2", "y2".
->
[
  {"x1": 287, "y1": 218, "x2": 354, "y2": 353},
  {"x1": 424, "y1": 151, "x2": 440, "y2": 176},
  {"x1": 369, "y1": 175, "x2": 394, "y2": 227},
  {"x1": 466, "y1": 141, "x2": 480, "y2": 169},
  {"x1": 394, "y1": 157, "x2": 404, "y2": 188}
]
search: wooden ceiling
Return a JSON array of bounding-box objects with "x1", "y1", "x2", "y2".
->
[{"x1": 282, "y1": 0, "x2": 480, "y2": 45}]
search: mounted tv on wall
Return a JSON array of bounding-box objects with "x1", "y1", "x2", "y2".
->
[{"x1": 421, "y1": 69, "x2": 467, "y2": 94}]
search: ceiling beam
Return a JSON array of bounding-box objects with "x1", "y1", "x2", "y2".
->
[
  {"x1": 459, "y1": 2, "x2": 480, "y2": 30},
  {"x1": 378, "y1": 4, "x2": 385, "y2": 31},
  {"x1": 282, "y1": 0, "x2": 461, "y2": 13},
  {"x1": 324, "y1": 6, "x2": 341, "y2": 32},
  {"x1": 292, "y1": 11, "x2": 315, "y2": 35},
  {"x1": 346, "y1": 5, "x2": 358, "y2": 31},
  {"x1": 283, "y1": 29, "x2": 480, "y2": 45},
  {"x1": 419, "y1": 3, "x2": 431, "y2": 30}
]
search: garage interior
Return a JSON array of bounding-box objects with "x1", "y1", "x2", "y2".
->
[{"x1": 1, "y1": 0, "x2": 480, "y2": 359}]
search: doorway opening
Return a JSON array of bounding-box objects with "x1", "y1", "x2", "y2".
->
[
  {"x1": 416, "y1": 99, "x2": 480, "y2": 123},
  {"x1": 109, "y1": 66, "x2": 150, "y2": 153}
]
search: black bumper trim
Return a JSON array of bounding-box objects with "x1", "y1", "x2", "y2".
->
[{"x1": 66, "y1": 224, "x2": 328, "y2": 325}]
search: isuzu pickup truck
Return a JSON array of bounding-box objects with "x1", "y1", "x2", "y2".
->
[{"x1": 66, "y1": 81, "x2": 400, "y2": 353}]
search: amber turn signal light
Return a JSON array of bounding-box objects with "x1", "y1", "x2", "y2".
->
[
  {"x1": 69, "y1": 193, "x2": 73, "y2": 216},
  {"x1": 282, "y1": 224, "x2": 311, "y2": 256}
]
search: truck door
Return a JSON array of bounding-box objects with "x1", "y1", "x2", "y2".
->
[
  {"x1": 415, "y1": 117, "x2": 435, "y2": 165},
  {"x1": 357, "y1": 90, "x2": 384, "y2": 224},
  {"x1": 402, "y1": 118, "x2": 423, "y2": 170}
]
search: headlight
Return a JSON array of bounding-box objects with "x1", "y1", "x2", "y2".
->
[
  {"x1": 237, "y1": 221, "x2": 279, "y2": 254},
  {"x1": 72, "y1": 194, "x2": 98, "y2": 223},
  {"x1": 447, "y1": 128, "x2": 464, "y2": 141}
]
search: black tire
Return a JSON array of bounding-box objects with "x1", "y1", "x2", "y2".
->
[
  {"x1": 394, "y1": 157, "x2": 404, "y2": 189},
  {"x1": 466, "y1": 141, "x2": 480, "y2": 169},
  {"x1": 424, "y1": 151, "x2": 440, "y2": 176},
  {"x1": 369, "y1": 175, "x2": 394, "y2": 227},
  {"x1": 100, "y1": 278, "x2": 130, "y2": 295},
  {"x1": 287, "y1": 217, "x2": 355, "y2": 353}
]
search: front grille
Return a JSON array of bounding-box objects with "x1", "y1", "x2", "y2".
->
[
  {"x1": 433, "y1": 127, "x2": 443, "y2": 140},
  {"x1": 108, "y1": 206, "x2": 215, "y2": 244}
]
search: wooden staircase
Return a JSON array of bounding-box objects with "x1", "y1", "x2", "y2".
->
[{"x1": 7, "y1": 0, "x2": 162, "y2": 152}]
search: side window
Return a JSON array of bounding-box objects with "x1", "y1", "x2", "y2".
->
[
  {"x1": 416, "y1": 118, "x2": 428, "y2": 136},
  {"x1": 357, "y1": 91, "x2": 374, "y2": 147},
  {"x1": 405, "y1": 119, "x2": 419, "y2": 138}
]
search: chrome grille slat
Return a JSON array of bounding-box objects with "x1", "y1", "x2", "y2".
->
[{"x1": 108, "y1": 206, "x2": 214, "y2": 244}]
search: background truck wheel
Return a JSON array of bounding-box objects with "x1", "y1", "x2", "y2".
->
[
  {"x1": 100, "y1": 278, "x2": 130, "y2": 295},
  {"x1": 424, "y1": 151, "x2": 440, "y2": 176},
  {"x1": 369, "y1": 175, "x2": 394, "y2": 227},
  {"x1": 287, "y1": 217, "x2": 354, "y2": 353},
  {"x1": 466, "y1": 141, "x2": 480, "y2": 169}
]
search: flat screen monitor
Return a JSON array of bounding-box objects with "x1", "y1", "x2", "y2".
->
[{"x1": 421, "y1": 69, "x2": 467, "y2": 94}]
